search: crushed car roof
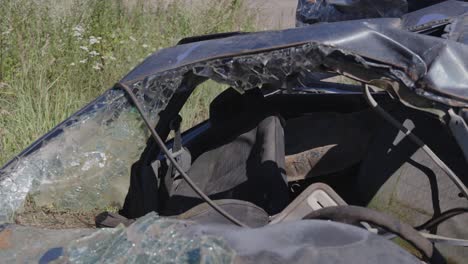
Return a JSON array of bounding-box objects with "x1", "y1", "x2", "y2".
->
[{"x1": 121, "y1": 0, "x2": 468, "y2": 109}]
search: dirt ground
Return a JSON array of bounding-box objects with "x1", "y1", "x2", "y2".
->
[
  {"x1": 246, "y1": 0, "x2": 297, "y2": 29},
  {"x1": 14, "y1": 195, "x2": 102, "y2": 229}
]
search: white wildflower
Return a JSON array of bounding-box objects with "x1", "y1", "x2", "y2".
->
[
  {"x1": 92, "y1": 63, "x2": 103, "y2": 70},
  {"x1": 142, "y1": 44, "x2": 149, "y2": 48},
  {"x1": 109, "y1": 56, "x2": 116, "y2": 61},
  {"x1": 119, "y1": 40, "x2": 125, "y2": 44},
  {"x1": 129, "y1": 36, "x2": 136, "y2": 42},
  {"x1": 97, "y1": 37, "x2": 102, "y2": 40},
  {"x1": 89, "y1": 36, "x2": 100, "y2": 45},
  {"x1": 89, "y1": 51, "x2": 100, "y2": 57},
  {"x1": 79, "y1": 59, "x2": 87, "y2": 64},
  {"x1": 73, "y1": 31, "x2": 82, "y2": 38},
  {"x1": 72, "y1": 25, "x2": 84, "y2": 38},
  {"x1": 79, "y1": 46, "x2": 89, "y2": 52},
  {"x1": 70, "y1": 62, "x2": 76, "y2": 66},
  {"x1": 73, "y1": 25, "x2": 84, "y2": 33}
]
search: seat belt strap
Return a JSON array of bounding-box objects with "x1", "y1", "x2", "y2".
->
[
  {"x1": 173, "y1": 116, "x2": 182, "y2": 155},
  {"x1": 166, "y1": 116, "x2": 181, "y2": 182},
  {"x1": 165, "y1": 115, "x2": 191, "y2": 195}
]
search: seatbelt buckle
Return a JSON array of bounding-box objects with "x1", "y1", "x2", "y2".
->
[
  {"x1": 165, "y1": 147, "x2": 191, "y2": 174},
  {"x1": 168, "y1": 148, "x2": 184, "y2": 159}
]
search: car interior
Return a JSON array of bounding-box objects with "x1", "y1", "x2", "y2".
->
[{"x1": 116, "y1": 83, "x2": 468, "y2": 240}]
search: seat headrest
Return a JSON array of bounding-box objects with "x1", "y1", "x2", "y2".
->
[
  {"x1": 209, "y1": 88, "x2": 265, "y2": 125},
  {"x1": 209, "y1": 88, "x2": 243, "y2": 124}
]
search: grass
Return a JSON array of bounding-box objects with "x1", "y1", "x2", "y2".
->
[
  {"x1": 179, "y1": 80, "x2": 228, "y2": 132},
  {"x1": 0, "y1": 0, "x2": 257, "y2": 166}
]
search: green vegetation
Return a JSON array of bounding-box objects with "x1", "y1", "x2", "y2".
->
[
  {"x1": 0, "y1": 0, "x2": 257, "y2": 165},
  {"x1": 180, "y1": 80, "x2": 228, "y2": 132}
]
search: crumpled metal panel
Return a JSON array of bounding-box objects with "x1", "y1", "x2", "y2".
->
[
  {"x1": 121, "y1": 13, "x2": 468, "y2": 107},
  {"x1": 295, "y1": 0, "x2": 408, "y2": 26},
  {"x1": 295, "y1": 0, "x2": 463, "y2": 28},
  {"x1": 424, "y1": 43, "x2": 468, "y2": 101},
  {"x1": 446, "y1": 14, "x2": 468, "y2": 44},
  {"x1": 401, "y1": 1, "x2": 467, "y2": 28}
]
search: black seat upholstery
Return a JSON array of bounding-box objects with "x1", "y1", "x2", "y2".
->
[{"x1": 162, "y1": 88, "x2": 289, "y2": 216}]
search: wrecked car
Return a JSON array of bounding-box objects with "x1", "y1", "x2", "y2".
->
[{"x1": 1, "y1": 1, "x2": 468, "y2": 263}]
